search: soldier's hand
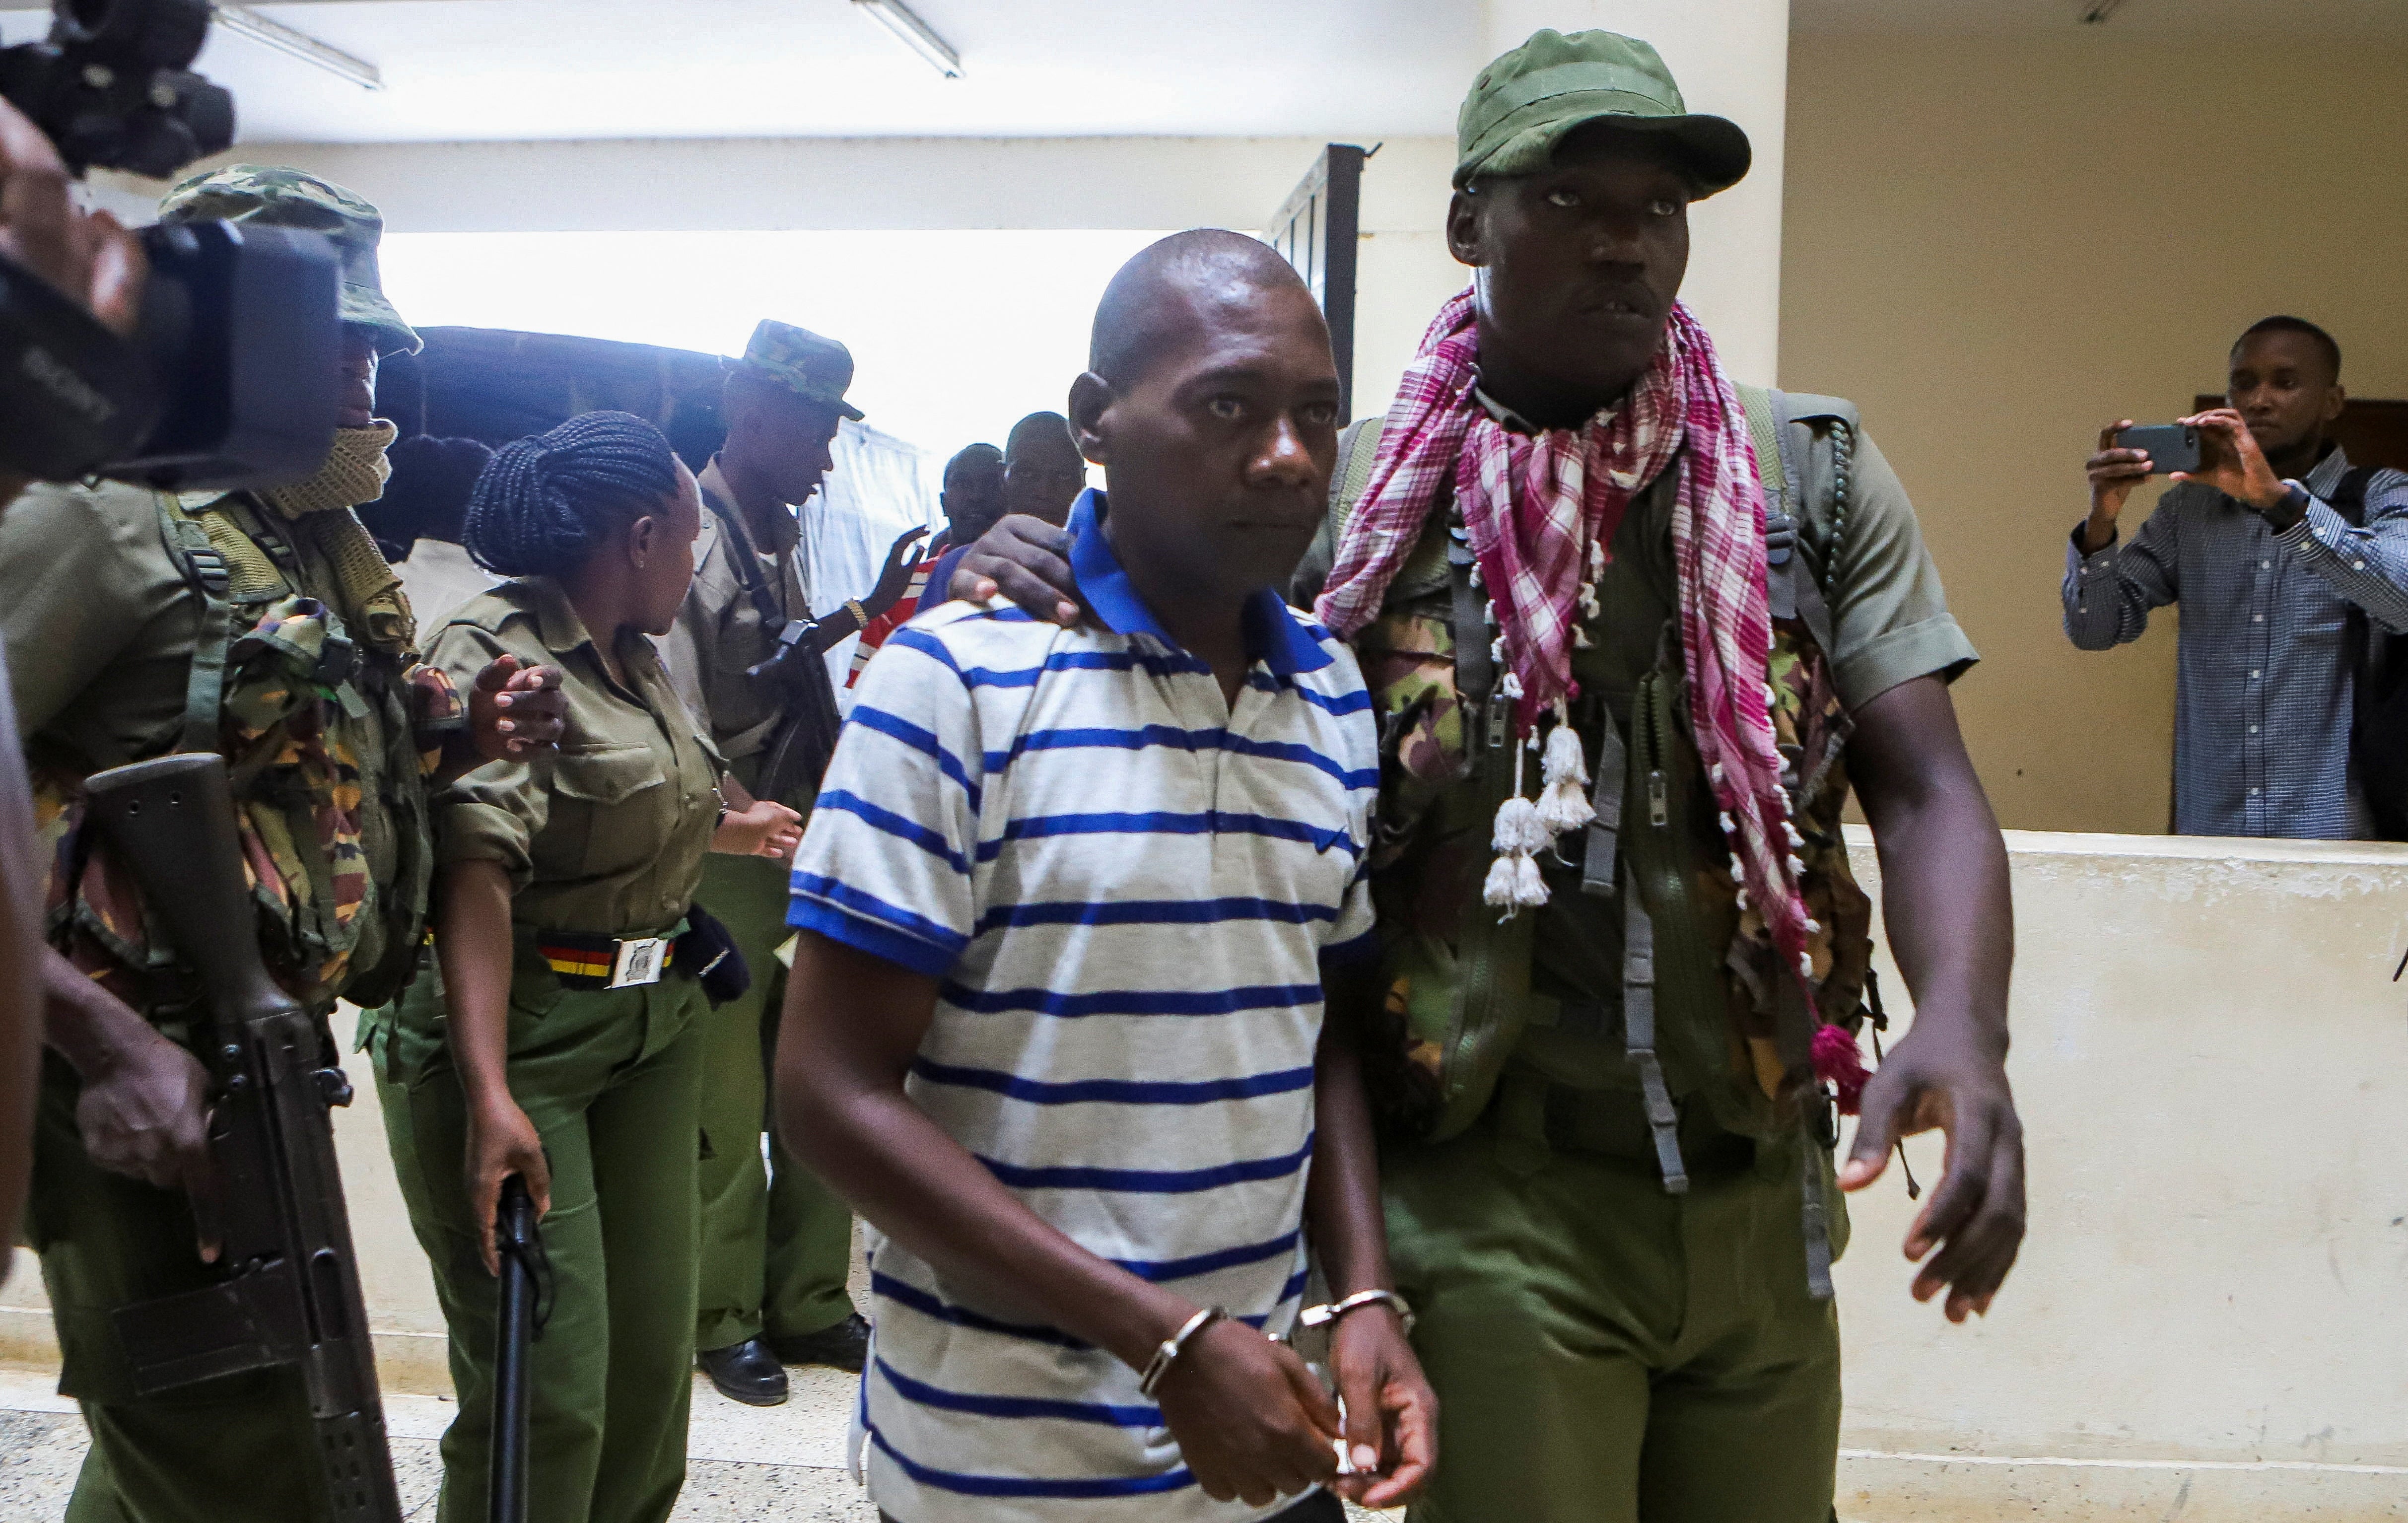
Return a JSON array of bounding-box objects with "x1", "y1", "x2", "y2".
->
[
  {"x1": 73, "y1": 1025, "x2": 223, "y2": 1261},
  {"x1": 1840, "y1": 1020, "x2": 2026, "y2": 1323},
  {"x1": 466, "y1": 1094, "x2": 549, "y2": 1278},
  {"x1": 713, "y1": 798, "x2": 803, "y2": 861},
  {"x1": 470, "y1": 655, "x2": 568, "y2": 760},
  {"x1": 865, "y1": 524, "x2": 933, "y2": 616},
  {"x1": 949, "y1": 514, "x2": 1085, "y2": 627},
  {"x1": 1153, "y1": 1318, "x2": 1341, "y2": 1508}
]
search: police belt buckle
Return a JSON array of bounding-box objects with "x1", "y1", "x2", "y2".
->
[{"x1": 608, "y1": 936, "x2": 671, "y2": 989}]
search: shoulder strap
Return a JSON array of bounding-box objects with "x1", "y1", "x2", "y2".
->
[
  {"x1": 1734, "y1": 385, "x2": 1843, "y2": 660},
  {"x1": 698, "y1": 484, "x2": 788, "y2": 628},
  {"x1": 154, "y1": 495, "x2": 235, "y2": 756}
]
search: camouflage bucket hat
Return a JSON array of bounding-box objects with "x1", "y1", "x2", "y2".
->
[
  {"x1": 157, "y1": 164, "x2": 421, "y2": 356},
  {"x1": 726, "y1": 319, "x2": 864, "y2": 421},
  {"x1": 1456, "y1": 29, "x2": 1751, "y2": 196}
]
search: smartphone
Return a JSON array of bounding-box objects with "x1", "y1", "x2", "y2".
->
[{"x1": 2115, "y1": 424, "x2": 2201, "y2": 476}]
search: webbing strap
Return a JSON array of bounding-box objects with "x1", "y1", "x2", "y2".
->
[
  {"x1": 1580, "y1": 720, "x2": 1627, "y2": 895},
  {"x1": 1776, "y1": 972, "x2": 1838, "y2": 1301},
  {"x1": 156, "y1": 497, "x2": 235, "y2": 756},
  {"x1": 1798, "y1": 1126, "x2": 1836, "y2": 1300},
  {"x1": 1447, "y1": 527, "x2": 1501, "y2": 752},
  {"x1": 699, "y1": 484, "x2": 788, "y2": 629},
  {"x1": 1736, "y1": 384, "x2": 1795, "y2": 623},
  {"x1": 1622, "y1": 860, "x2": 1688, "y2": 1195}
]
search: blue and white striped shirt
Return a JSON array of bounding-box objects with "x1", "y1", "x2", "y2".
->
[{"x1": 787, "y1": 489, "x2": 1378, "y2": 1523}]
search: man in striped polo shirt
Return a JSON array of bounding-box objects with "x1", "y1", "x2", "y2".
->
[{"x1": 776, "y1": 230, "x2": 1436, "y2": 1523}]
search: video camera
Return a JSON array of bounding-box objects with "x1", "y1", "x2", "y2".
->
[{"x1": 0, "y1": 0, "x2": 340, "y2": 491}]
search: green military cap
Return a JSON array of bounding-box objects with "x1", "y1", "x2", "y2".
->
[
  {"x1": 157, "y1": 164, "x2": 421, "y2": 357},
  {"x1": 725, "y1": 319, "x2": 864, "y2": 421},
  {"x1": 1455, "y1": 28, "x2": 1751, "y2": 197}
]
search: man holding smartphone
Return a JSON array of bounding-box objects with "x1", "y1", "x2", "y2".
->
[{"x1": 2066, "y1": 316, "x2": 2408, "y2": 837}]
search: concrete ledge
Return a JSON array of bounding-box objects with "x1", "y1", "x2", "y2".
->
[{"x1": 1838, "y1": 1448, "x2": 2408, "y2": 1522}]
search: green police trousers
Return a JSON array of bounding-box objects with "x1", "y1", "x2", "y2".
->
[
  {"x1": 1383, "y1": 1107, "x2": 1844, "y2": 1523},
  {"x1": 370, "y1": 948, "x2": 707, "y2": 1523},
  {"x1": 691, "y1": 852, "x2": 854, "y2": 1351},
  {"x1": 25, "y1": 1052, "x2": 333, "y2": 1523}
]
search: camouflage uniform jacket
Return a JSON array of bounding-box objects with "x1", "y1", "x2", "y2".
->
[
  {"x1": 1293, "y1": 393, "x2": 1979, "y2": 1148},
  {"x1": 0, "y1": 480, "x2": 463, "y2": 1026}
]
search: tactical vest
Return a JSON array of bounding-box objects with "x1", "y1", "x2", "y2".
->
[
  {"x1": 34, "y1": 490, "x2": 447, "y2": 1018},
  {"x1": 1341, "y1": 387, "x2": 1879, "y2": 1296}
]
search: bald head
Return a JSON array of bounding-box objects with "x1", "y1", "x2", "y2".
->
[
  {"x1": 1065, "y1": 228, "x2": 1340, "y2": 627},
  {"x1": 1090, "y1": 229, "x2": 1323, "y2": 395}
]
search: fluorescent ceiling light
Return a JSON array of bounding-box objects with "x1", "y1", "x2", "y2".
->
[
  {"x1": 852, "y1": 0, "x2": 961, "y2": 79},
  {"x1": 214, "y1": 3, "x2": 383, "y2": 90}
]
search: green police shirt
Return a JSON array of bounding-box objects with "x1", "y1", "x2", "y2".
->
[{"x1": 427, "y1": 576, "x2": 720, "y2": 939}]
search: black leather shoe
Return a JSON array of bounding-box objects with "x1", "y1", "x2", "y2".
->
[
  {"x1": 768, "y1": 1312, "x2": 871, "y2": 1373},
  {"x1": 698, "y1": 1337, "x2": 789, "y2": 1406}
]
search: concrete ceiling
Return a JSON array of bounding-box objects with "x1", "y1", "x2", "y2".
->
[
  {"x1": 0, "y1": 0, "x2": 1483, "y2": 144},
  {"x1": 1792, "y1": 0, "x2": 2408, "y2": 34}
]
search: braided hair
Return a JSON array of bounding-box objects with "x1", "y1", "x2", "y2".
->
[{"x1": 464, "y1": 410, "x2": 681, "y2": 577}]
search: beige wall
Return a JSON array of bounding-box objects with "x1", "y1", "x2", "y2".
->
[{"x1": 1781, "y1": 31, "x2": 2408, "y2": 834}]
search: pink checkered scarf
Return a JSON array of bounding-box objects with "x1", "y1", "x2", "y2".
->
[{"x1": 1315, "y1": 290, "x2": 1815, "y2": 974}]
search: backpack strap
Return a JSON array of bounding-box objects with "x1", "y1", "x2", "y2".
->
[
  {"x1": 155, "y1": 495, "x2": 236, "y2": 756},
  {"x1": 1735, "y1": 383, "x2": 1847, "y2": 663}
]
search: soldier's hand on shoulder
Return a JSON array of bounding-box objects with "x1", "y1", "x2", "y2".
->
[
  {"x1": 469, "y1": 655, "x2": 568, "y2": 760},
  {"x1": 950, "y1": 514, "x2": 1085, "y2": 627}
]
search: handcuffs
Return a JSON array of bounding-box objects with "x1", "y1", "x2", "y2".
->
[{"x1": 1134, "y1": 1289, "x2": 1417, "y2": 1399}]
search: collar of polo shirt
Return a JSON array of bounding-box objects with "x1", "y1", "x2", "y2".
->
[{"x1": 1063, "y1": 488, "x2": 1333, "y2": 677}]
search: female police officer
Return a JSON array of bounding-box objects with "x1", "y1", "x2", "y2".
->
[{"x1": 368, "y1": 411, "x2": 801, "y2": 1523}]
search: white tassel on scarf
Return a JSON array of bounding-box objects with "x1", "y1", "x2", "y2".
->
[
  {"x1": 1483, "y1": 675, "x2": 1550, "y2": 914},
  {"x1": 1536, "y1": 698, "x2": 1594, "y2": 834}
]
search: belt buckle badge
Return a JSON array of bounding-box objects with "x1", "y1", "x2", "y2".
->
[{"x1": 609, "y1": 937, "x2": 669, "y2": 989}]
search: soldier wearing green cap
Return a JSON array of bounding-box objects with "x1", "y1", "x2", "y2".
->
[
  {"x1": 1, "y1": 163, "x2": 568, "y2": 1522},
  {"x1": 949, "y1": 29, "x2": 2027, "y2": 1523},
  {"x1": 661, "y1": 319, "x2": 927, "y2": 1406}
]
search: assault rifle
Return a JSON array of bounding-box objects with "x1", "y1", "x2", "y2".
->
[
  {"x1": 744, "y1": 616, "x2": 843, "y2": 810},
  {"x1": 83, "y1": 752, "x2": 403, "y2": 1523}
]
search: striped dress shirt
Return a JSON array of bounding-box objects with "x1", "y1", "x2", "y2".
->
[
  {"x1": 786, "y1": 489, "x2": 1377, "y2": 1523},
  {"x1": 2064, "y1": 446, "x2": 2408, "y2": 837}
]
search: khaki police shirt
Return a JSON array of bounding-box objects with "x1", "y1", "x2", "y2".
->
[
  {"x1": 428, "y1": 576, "x2": 719, "y2": 939},
  {"x1": 661, "y1": 458, "x2": 812, "y2": 797}
]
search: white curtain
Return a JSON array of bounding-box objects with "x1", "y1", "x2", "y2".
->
[{"x1": 802, "y1": 418, "x2": 947, "y2": 707}]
